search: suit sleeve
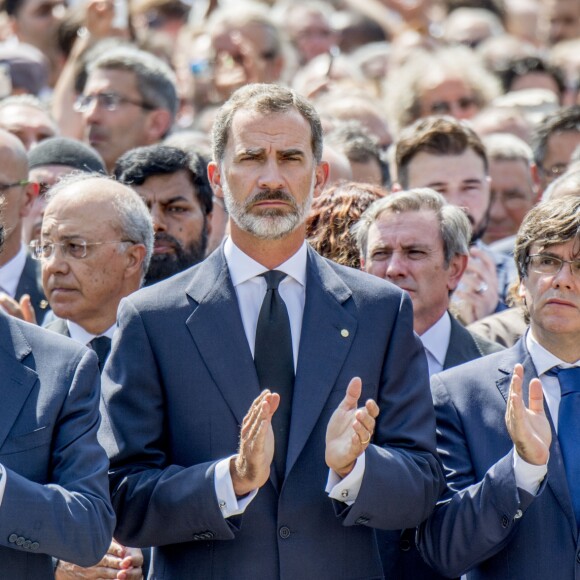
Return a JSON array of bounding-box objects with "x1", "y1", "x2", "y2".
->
[
  {"x1": 0, "y1": 349, "x2": 115, "y2": 567},
  {"x1": 340, "y1": 292, "x2": 445, "y2": 530},
  {"x1": 100, "y1": 300, "x2": 237, "y2": 548},
  {"x1": 417, "y1": 374, "x2": 538, "y2": 578}
]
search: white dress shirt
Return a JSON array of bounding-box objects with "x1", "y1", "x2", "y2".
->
[
  {"x1": 513, "y1": 330, "x2": 580, "y2": 495},
  {"x1": 214, "y1": 237, "x2": 365, "y2": 518},
  {"x1": 66, "y1": 320, "x2": 116, "y2": 346},
  {"x1": 0, "y1": 244, "x2": 27, "y2": 297},
  {"x1": 419, "y1": 312, "x2": 452, "y2": 376}
]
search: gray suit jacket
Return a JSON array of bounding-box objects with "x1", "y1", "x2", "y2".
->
[
  {"x1": 100, "y1": 245, "x2": 444, "y2": 579},
  {"x1": 0, "y1": 311, "x2": 114, "y2": 578},
  {"x1": 419, "y1": 339, "x2": 579, "y2": 579}
]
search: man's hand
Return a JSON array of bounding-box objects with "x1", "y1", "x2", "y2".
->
[
  {"x1": 451, "y1": 247, "x2": 499, "y2": 324},
  {"x1": 55, "y1": 539, "x2": 144, "y2": 579},
  {"x1": 325, "y1": 377, "x2": 379, "y2": 479},
  {"x1": 0, "y1": 293, "x2": 37, "y2": 324},
  {"x1": 505, "y1": 364, "x2": 552, "y2": 466},
  {"x1": 230, "y1": 390, "x2": 279, "y2": 497}
]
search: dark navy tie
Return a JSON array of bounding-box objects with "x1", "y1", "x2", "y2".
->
[
  {"x1": 548, "y1": 366, "x2": 580, "y2": 526},
  {"x1": 89, "y1": 336, "x2": 112, "y2": 372},
  {"x1": 254, "y1": 270, "x2": 294, "y2": 484}
]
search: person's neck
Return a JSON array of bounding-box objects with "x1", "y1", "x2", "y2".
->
[
  {"x1": 230, "y1": 225, "x2": 306, "y2": 270},
  {"x1": 0, "y1": 234, "x2": 22, "y2": 268},
  {"x1": 532, "y1": 326, "x2": 580, "y2": 364}
]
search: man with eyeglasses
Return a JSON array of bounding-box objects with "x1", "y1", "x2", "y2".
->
[
  {"x1": 33, "y1": 172, "x2": 153, "y2": 580},
  {"x1": 418, "y1": 194, "x2": 580, "y2": 580},
  {"x1": 531, "y1": 106, "x2": 580, "y2": 194},
  {"x1": 77, "y1": 46, "x2": 178, "y2": 173},
  {"x1": 0, "y1": 128, "x2": 47, "y2": 323}
]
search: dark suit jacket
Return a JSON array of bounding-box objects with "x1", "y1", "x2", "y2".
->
[
  {"x1": 467, "y1": 306, "x2": 528, "y2": 349},
  {"x1": 100, "y1": 245, "x2": 444, "y2": 579},
  {"x1": 0, "y1": 311, "x2": 114, "y2": 578},
  {"x1": 15, "y1": 254, "x2": 49, "y2": 324},
  {"x1": 418, "y1": 339, "x2": 579, "y2": 579},
  {"x1": 379, "y1": 315, "x2": 504, "y2": 580}
]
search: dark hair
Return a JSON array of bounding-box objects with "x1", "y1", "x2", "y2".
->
[
  {"x1": 497, "y1": 56, "x2": 566, "y2": 97},
  {"x1": 114, "y1": 145, "x2": 213, "y2": 216},
  {"x1": 531, "y1": 106, "x2": 580, "y2": 167},
  {"x1": 395, "y1": 116, "x2": 488, "y2": 188},
  {"x1": 212, "y1": 83, "x2": 323, "y2": 164}
]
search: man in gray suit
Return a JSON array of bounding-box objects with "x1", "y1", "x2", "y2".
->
[
  {"x1": 355, "y1": 188, "x2": 502, "y2": 579},
  {"x1": 0, "y1": 188, "x2": 115, "y2": 578},
  {"x1": 419, "y1": 194, "x2": 580, "y2": 578},
  {"x1": 100, "y1": 83, "x2": 444, "y2": 578}
]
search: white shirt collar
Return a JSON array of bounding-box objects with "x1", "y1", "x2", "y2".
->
[
  {"x1": 526, "y1": 330, "x2": 580, "y2": 374},
  {"x1": 67, "y1": 320, "x2": 116, "y2": 346},
  {"x1": 419, "y1": 311, "x2": 452, "y2": 367},
  {"x1": 0, "y1": 244, "x2": 27, "y2": 298},
  {"x1": 224, "y1": 236, "x2": 308, "y2": 288}
]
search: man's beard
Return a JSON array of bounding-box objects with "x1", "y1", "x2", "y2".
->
[
  {"x1": 145, "y1": 228, "x2": 208, "y2": 286},
  {"x1": 221, "y1": 175, "x2": 313, "y2": 240}
]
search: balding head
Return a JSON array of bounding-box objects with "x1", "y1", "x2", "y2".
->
[{"x1": 40, "y1": 174, "x2": 154, "y2": 334}]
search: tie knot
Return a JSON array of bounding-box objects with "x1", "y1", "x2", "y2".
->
[
  {"x1": 261, "y1": 270, "x2": 287, "y2": 290},
  {"x1": 547, "y1": 366, "x2": 580, "y2": 396}
]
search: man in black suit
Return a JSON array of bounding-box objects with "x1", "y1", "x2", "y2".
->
[
  {"x1": 356, "y1": 187, "x2": 502, "y2": 579},
  {"x1": 0, "y1": 129, "x2": 47, "y2": 322}
]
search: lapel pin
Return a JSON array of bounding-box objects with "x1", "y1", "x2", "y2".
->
[{"x1": 341, "y1": 329, "x2": 349, "y2": 338}]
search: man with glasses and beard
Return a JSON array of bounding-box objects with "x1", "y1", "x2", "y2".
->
[
  {"x1": 115, "y1": 144, "x2": 213, "y2": 284},
  {"x1": 99, "y1": 83, "x2": 443, "y2": 579}
]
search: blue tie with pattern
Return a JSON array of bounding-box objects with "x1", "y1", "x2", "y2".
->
[{"x1": 548, "y1": 366, "x2": 580, "y2": 527}]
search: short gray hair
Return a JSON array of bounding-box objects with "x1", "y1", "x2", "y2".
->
[
  {"x1": 354, "y1": 188, "x2": 471, "y2": 265},
  {"x1": 88, "y1": 46, "x2": 178, "y2": 121},
  {"x1": 211, "y1": 83, "x2": 323, "y2": 163},
  {"x1": 483, "y1": 132, "x2": 534, "y2": 163},
  {"x1": 46, "y1": 172, "x2": 154, "y2": 281}
]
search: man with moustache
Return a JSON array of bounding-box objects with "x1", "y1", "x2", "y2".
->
[
  {"x1": 114, "y1": 144, "x2": 213, "y2": 284},
  {"x1": 100, "y1": 83, "x2": 443, "y2": 578},
  {"x1": 0, "y1": 185, "x2": 115, "y2": 577}
]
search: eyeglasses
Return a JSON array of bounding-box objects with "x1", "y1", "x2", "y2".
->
[
  {"x1": 73, "y1": 92, "x2": 156, "y2": 113},
  {"x1": 526, "y1": 254, "x2": 580, "y2": 277},
  {"x1": 30, "y1": 238, "x2": 134, "y2": 261},
  {"x1": 429, "y1": 97, "x2": 477, "y2": 115},
  {"x1": 0, "y1": 180, "x2": 28, "y2": 193}
]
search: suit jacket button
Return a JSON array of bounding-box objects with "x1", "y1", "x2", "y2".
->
[
  {"x1": 399, "y1": 539, "x2": 411, "y2": 552},
  {"x1": 514, "y1": 509, "x2": 523, "y2": 519},
  {"x1": 501, "y1": 515, "x2": 509, "y2": 528},
  {"x1": 8, "y1": 534, "x2": 17, "y2": 544},
  {"x1": 279, "y1": 526, "x2": 291, "y2": 539},
  {"x1": 23, "y1": 540, "x2": 31, "y2": 549},
  {"x1": 30, "y1": 542, "x2": 39, "y2": 551},
  {"x1": 16, "y1": 536, "x2": 25, "y2": 546}
]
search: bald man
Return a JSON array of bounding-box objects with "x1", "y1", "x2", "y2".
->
[{"x1": 0, "y1": 128, "x2": 47, "y2": 322}]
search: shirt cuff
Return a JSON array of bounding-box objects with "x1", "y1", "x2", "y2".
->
[
  {"x1": 214, "y1": 456, "x2": 258, "y2": 519},
  {"x1": 325, "y1": 453, "x2": 366, "y2": 506},
  {"x1": 513, "y1": 446, "x2": 548, "y2": 496}
]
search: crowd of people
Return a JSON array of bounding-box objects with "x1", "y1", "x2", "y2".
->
[{"x1": 0, "y1": 0, "x2": 579, "y2": 578}]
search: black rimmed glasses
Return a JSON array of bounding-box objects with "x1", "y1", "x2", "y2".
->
[
  {"x1": 73, "y1": 92, "x2": 156, "y2": 113},
  {"x1": 0, "y1": 180, "x2": 28, "y2": 193}
]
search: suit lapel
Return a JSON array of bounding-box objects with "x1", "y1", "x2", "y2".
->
[
  {"x1": 0, "y1": 314, "x2": 38, "y2": 449},
  {"x1": 184, "y1": 250, "x2": 261, "y2": 428},
  {"x1": 444, "y1": 315, "x2": 482, "y2": 369},
  {"x1": 286, "y1": 250, "x2": 356, "y2": 477},
  {"x1": 495, "y1": 340, "x2": 577, "y2": 537}
]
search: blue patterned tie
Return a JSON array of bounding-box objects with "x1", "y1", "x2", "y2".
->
[{"x1": 547, "y1": 366, "x2": 580, "y2": 527}]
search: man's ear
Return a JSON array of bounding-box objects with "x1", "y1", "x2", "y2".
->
[
  {"x1": 145, "y1": 109, "x2": 173, "y2": 143},
  {"x1": 447, "y1": 254, "x2": 468, "y2": 292},
  {"x1": 208, "y1": 162, "x2": 223, "y2": 198},
  {"x1": 19, "y1": 182, "x2": 38, "y2": 218},
  {"x1": 313, "y1": 161, "x2": 329, "y2": 197},
  {"x1": 125, "y1": 243, "x2": 147, "y2": 278}
]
